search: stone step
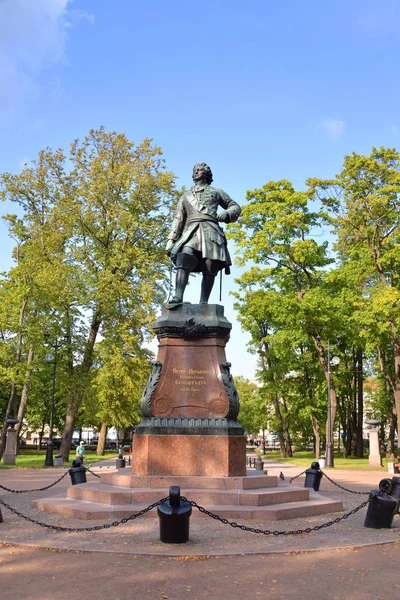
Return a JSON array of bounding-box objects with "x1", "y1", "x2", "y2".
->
[
  {"x1": 66, "y1": 482, "x2": 308, "y2": 507},
  {"x1": 99, "y1": 472, "x2": 278, "y2": 490},
  {"x1": 33, "y1": 494, "x2": 343, "y2": 522},
  {"x1": 67, "y1": 483, "x2": 134, "y2": 505}
]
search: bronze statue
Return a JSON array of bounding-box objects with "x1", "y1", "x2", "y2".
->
[{"x1": 166, "y1": 163, "x2": 241, "y2": 307}]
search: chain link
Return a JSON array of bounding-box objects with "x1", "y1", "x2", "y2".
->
[
  {"x1": 289, "y1": 469, "x2": 307, "y2": 484},
  {"x1": 183, "y1": 493, "x2": 378, "y2": 536},
  {"x1": 86, "y1": 468, "x2": 101, "y2": 479},
  {"x1": 0, "y1": 496, "x2": 168, "y2": 532},
  {"x1": 0, "y1": 470, "x2": 70, "y2": 494}
]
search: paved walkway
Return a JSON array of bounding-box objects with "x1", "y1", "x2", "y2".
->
[{"x1": 1, "y1": 458, "x2": 399, "y2": 557}]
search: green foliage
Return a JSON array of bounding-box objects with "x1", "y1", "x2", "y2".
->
[{"x1": 0, "y1": 127, "x2": 178, "y2": 447}]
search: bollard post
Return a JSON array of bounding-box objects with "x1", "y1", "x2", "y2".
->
[
  {"x1": 0, "y1": 507, "x2": 3, "y2": 523},
  {"x1": 157, "y1": 486, "x2": 192, "y2": 543},
  {"x1": 304, "y1": 462, "x2": 323, "y2": 491},
  {"x1": 116, "y1": 453, "x2": 126, "y2": 469},
  {"x1": 69, "y1": 459, "x2": 87, "y2": 485},
  {"x1": 390, "y1": 476, "x2": 400, "y2": 513},
  {"x1": 364, "y1": 481, "x2": 399, "y2": 529},
  {"x1": 254, "y1": 457, "x2": 264, "y2": 471}
]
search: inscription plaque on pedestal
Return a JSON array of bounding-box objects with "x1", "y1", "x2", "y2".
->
[{"x1": 131, "y1": 304, "x2": 246, "y2": 477}]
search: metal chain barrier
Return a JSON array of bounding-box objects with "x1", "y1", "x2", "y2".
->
[
  {"x1": 320, "y1": 471, "x2": 369, "y2": 495},
  {"x1": 289, "y1": 469, "x2": 307, "y2": 484},
  {"x1": 86, "y1": 468, "x2": 101, "y2": 479},
  {"x1": 289, "y1": 468, "x2": 368, "y2": 495},
  {"x1": 0, "y1": 470, "x2": 70, "y2": 494},
  {"x1": 0, "y1": 496, "x2": 168, "y2": 532},
  {"x1": 185, "y1": 493, "x2": 377, "y2": 536}
]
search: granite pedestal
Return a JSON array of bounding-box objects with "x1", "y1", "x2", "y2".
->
[{"x1": 132, "y1": 303, "x2": 246, "y2": 477}]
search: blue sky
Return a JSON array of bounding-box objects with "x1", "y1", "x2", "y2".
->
[{"x1": 1, "y1": 0, "x2": 400, "y2": 378}]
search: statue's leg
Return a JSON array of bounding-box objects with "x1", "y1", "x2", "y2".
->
[
  {"x1": 200, "y1": 259, "x2": 219, "y2": 304},
  {"x1": 170, "y1": 251, "x2": 199, "y2": 305}
]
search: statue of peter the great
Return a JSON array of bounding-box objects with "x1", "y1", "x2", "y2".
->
[{"x1": 166, "y1": 163, "x2": 241, "y2": 307}]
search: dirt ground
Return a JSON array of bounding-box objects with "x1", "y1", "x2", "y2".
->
[{"x1": 1, "y1": 542, "x2": 400, "y2": 600}]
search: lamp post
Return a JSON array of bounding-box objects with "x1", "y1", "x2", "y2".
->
[
  {"x1": 43, "y1": 333, "x2": 68, "y2": 467},
  {"x1": 317, "y1": 336, "x2": 340, "y2": 469}
]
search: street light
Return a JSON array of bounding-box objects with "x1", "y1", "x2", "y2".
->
[
  {"x1": 43, "y1": 333, "x2": 69, "y2": 467},
  {"x1": 316, "y1": 336, "x2": 340, "y2": 469}
]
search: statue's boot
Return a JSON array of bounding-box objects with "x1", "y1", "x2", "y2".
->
[
  {"x1": 169, "y1": 268, "x2": 190, "y2": 305},
  {"x1": 200, "y1": 273, "x2": 216, "y2": 304}
]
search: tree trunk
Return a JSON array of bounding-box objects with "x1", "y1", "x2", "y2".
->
[
  {"x1": 377, "y1": 344, "x2": 397, "y2": 458},
  {"x1": 0, "y1": 298, "x2": 28, "y2": 459},
  {"x1": 312, "y1": 336, "x2": 337, "y2": 456},
  {"x1": 281, "y1": 396, "x2": 292, "y2": 457},
  {"x1": 60, "y1": 398, "x2": 77, "y2": 462},
  {"x1": 350, "y1": 374, "x2": 358, "y2": 456},
  {"x1": 97, "y1": 422, "x2": 107, "y2": 456},
  {"x1": 270, "y1": 395, "x2": 292, "y2": 458},
  {"x1": 311, "y1": 415, "x2": 320, "y2": 460},
  {"x1": 387, "y1": 409, "x2": 397, "y2": 460},
  {"x1": 356, "y1": 349, "x2": 364, "y2": 457},
  {"x1": 60, "y1": 310, "x2": 102, "y2": 462},
  {"x1": 393, "y1": 337, "x2": 400, "y2": 436},
  {"x1": 259, "y1": 340, "x2": 292, "y2": 458},
  {"x1": 15, "y1": 347, "x2": 34, "y2": 455}
]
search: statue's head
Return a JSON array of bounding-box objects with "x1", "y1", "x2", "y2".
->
[{"x1": 192, "y1": 163, "x2": 213, "y2": 185}]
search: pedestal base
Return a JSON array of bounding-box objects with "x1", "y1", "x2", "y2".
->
[
  {"x1": 3, "y1": 429, "x2": 17, "y2": 465},
  {"x1": 369, "y1": 455, "x2": 383, "y2": 467},
  {"x1": 131, "y1": 433, "x2": 246, "y2": 477}
]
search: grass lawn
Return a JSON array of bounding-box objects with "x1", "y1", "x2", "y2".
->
[
  {"x1": 0, "y1": 449, "x2": 119, "y2": 469},
  {"x1": 257, "y1": 450, "x2": 390, "y2": 471}
]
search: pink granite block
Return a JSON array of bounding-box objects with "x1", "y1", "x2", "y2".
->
[
  {"x1": 67, "y1": 483, "x2": 133, "y2": 505},
  {"x1": 223, "y1": 475, "x2": 278, "y2": 489},
  {"x1": 33, "y1": 498, "x2": 111, "y2": 520},
  {"x1": 253, "y1": 499, "x2": 343, "y2": 520},
  {"x1": 131, "y1": 434, "x2": 246, "y2": 477},
  {"x1": 100, "y1": 473, "x2": 134, "y2": 487},
  {"x1": 239, "y1": 488, "x2": 309, "y2": 506},
  {"x1": 182, "y1": 490, "x2": 239, "y2": 505},
  {"x1": 132, "y1": 489, "x2": 170, "y2": 503},
  {"x1": 149, "y1": 476, "x2": 225, "y2": 489}
]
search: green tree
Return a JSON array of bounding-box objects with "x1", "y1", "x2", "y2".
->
[
  {"x1": 309, "y1": 147, "x2": 400, "y2": 437},
  {"x1": 228, "y1": 180, "x2": 342, "y2": 454},
  {"x1": 1, "y1": 128, "x2": 177, "y2": 460}
]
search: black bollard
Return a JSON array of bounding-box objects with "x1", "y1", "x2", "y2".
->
[
  {"x1": 157, "y1": 486, "x2": 192, "y2": 544},
  {"x1": 69, "y1": 459, "x2": 87, "y2": 485},
  {"x1": 116, "y1": 454, "x2": 126, "y2": 469},
  {"x1": 254, "y1": 457, "x2": 264, "y2": 471},
  {"x1": 304, "y1": 462, "x2": 323, "y2": 491},
  {"x1": 0, "y1": 507, "x2": 3, "y2": 523},
  {"x1": 390, "y1": 476, "x2": 400, "y2": 513},
  {"x1": 364, "y1": 487, "x2": 398, "y2": 529}
]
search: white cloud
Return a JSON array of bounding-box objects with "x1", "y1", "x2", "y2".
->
[
  {"x1": 0, "y1": 0, "x2": 93, "y2": 125},
  {"x1": 318, "y1": 118, "x2": 345, "y2": 140}
]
